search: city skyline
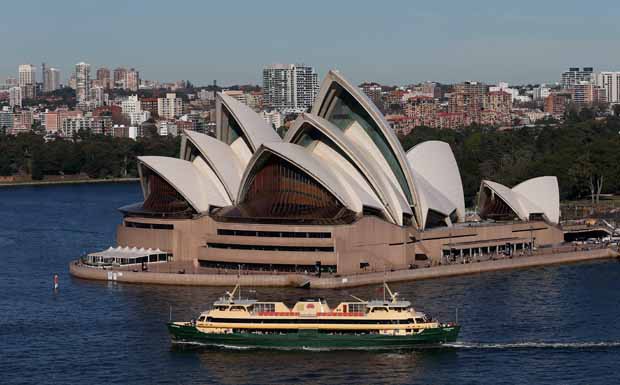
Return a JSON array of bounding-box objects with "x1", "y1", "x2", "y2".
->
[{"x1": 2, "y1": 0, "x2": 619, "y2": 85}]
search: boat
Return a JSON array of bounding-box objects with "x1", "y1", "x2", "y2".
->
[{"x1": 167, "y1": 284, "x2": 460, "y2": 350}]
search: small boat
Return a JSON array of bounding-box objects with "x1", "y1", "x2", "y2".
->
[{"x1": 167, "y1": 284, "x2": 460, "y2": 350}]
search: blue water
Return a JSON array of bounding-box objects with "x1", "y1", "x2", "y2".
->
[{"x1": 1, "y1": 183, "x2": 619, "y2": 385}]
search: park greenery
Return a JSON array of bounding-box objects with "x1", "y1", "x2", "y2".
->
[
  {"x1": 1, "y1": 110, "x2": 619, "y2": 207},
  {"x1": 0, "y1": 132, "x2": 180, "y2": 180},
  {"x1": 400, "y1": 110, "x2": 620, "y2": 205}
]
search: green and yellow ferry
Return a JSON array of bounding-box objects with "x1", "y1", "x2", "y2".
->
[{"x1": 167, "y1": 284, "x2": 460, "y2": 350}]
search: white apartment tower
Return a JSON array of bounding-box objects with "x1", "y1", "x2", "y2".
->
[
  {"x1": 263, "y1": 64, "x2": 319, "y2": 112},
  {"x1": 18, "y1": 64, "x2": 36, "y2": 87},
  {"x1": 561, "y1": 67, "x2": 594, "y2": 88},
  {"x1": 596, "y1": 72, "x2": 620, "y2": 104},
  {"x1": 18, "y1": 64, "x2": 36, "y2": 99},
  {"x1": 9, "y1": 87, "x2": 22, "y2": 108},
  {"x1": 157, "y1": 93, "x2": 183, "y2": 119},
  {"x1": 75, "y1": 62, "x2": 91, "y2": 102}
]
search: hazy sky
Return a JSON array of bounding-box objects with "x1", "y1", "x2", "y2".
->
[{"x1": 2, "y1": 0, "x2": 619, "y2": 86}]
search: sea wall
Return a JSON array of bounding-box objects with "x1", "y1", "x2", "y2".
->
[{"x1": 69, "y1": 248, "x2": 618, "y2": 289}]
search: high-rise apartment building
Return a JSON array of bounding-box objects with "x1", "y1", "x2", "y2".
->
[
  {"x1": 113, "y1": 67, "x2": 127, "y2": 88},
  {"x1": 43, "y1": 67, "x2": 61, "y2": 92},
  {"x1": 359, "y1": 82, "x2": 383, "y2": 107},
  {"x1": 157, "y1": 93, "x2": 183, "y2": 119},
  {"x1": 561, "y1": 67, "x2": 594, "y2": 88},
  {"x1": 18, "y1": 64, "x2": 36, "y2": 87},
  {"x1": 126, "y1": 68, "x2": 140, "y2": 91},
  {"x1": 9, "y1": 87, "x2": 22, "y2": 108},
  {"x1": 18, "y1": 64, "x2": 36, "y2": 99},
  {"x1": 572, "y1": 82, "x2": 607, "y2": 106},
  {"x1": 596, "y1": 72, "x2": 620, "y2": 104},
  {"x1": 449, "y1": 81, "x2": 487, "y2": 116},
  {"x1": 75, "y1": 62, "x2": 91, "y2": 102},
  {"x1": 97, "y1": 67, "x2": 111, "y2": 89},
  {"x1": 41, "y1": 63, "x2": 47, "y2": 92},
  {"x1": 263, "y1": 64, "x2": 319, "y2": 112}
]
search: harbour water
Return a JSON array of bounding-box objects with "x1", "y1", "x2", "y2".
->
[{"x1": 1, "y1": 183, "x2": 619, "y2": 385}]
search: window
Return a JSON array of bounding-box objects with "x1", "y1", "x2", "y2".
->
[
  {"x1": 348, "y1": 303, "x2": 366, "y2": 313},
  {"x1": 217, "y1": 229, "x2": 331, "y2": 239},
  {"x1": 253, "y1": 303, "x2": 276, "y2": 313},
  {"x1": 207, "y1": 243, "x2": 334, "y2": 252},
  {"x1": 125, "y1": 221, "x2": 174, "y2": 230}
]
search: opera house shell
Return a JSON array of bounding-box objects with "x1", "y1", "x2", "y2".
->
[{"x1": 116, "y1": 70, "x2": 564, "y2": 274}]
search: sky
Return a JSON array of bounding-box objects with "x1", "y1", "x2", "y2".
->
[{"x1": 2, "y1": 0, "x2": 619, "y2": 86}]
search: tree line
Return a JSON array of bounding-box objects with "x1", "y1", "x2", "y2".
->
[
  {"x1": 0, "y1": 132, "x2": 180, "y2": 180},
  {"x1": 1, "y1": 113, "x2": 619, "y2": 206},
  {"x1": 400, "y1": 112, "x2": 620, "y2": 206}
]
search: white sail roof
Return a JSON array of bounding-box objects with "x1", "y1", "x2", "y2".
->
[
  {"x1": 217, "y1": 92, "x2": 281, "y2": 152},
  {"x1": 512, "y1": 176, "x2": 560, "y2": 224},
  {"x1": 285, "y1": 113, "x2": 412, "y2": 225},
  {"x1": 182, "y1": 130, "x2": 244, "y2": 202},
  {"x1": 138, "y1": 156, "x2": 230, "y2": 213},
  {"x1": 406, "y1": 141, "x2": 465, "y2": 228},
  {"x1": 479, "y1": 177, "x2": 560, "y2": 224},
  {"x1": 311, "y1": 70, "x2": 422, "y2": 226}
]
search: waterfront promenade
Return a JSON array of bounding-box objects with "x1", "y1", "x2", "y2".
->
[{"x1": 70, "y1": 246, "x2": 618, "y2": 288}]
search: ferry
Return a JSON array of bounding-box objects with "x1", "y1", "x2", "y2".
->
[{"x1": 167, "y1": 284, "x2": 460, "y2": 350}]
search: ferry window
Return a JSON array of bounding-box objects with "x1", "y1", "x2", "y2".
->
[
  {"x1": 372, "y1": 307, "x2": 387, "y2": 312},
  {"x1": 198, "y1": 316, "x2": 206, "y2": 321},
  {"x1": 348, "y1": 303, "x2": 366, "y2": 313},
  {"x1": 254, "y1": 303, "x2": 275, "y2": 312},
  {"x1": 414, "y1": 317, "x2": 425, "y2": 323},
  {"x1": 230, "y1": 306, "x2": 246, "y2": 311}
]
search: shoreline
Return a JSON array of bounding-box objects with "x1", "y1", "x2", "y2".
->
[
  {"x1": 69, "y1": 247, "x2": 619, "y2": 289},
  {"x1": 0, "y1": 177, "x2": 139, "y2": 188}
]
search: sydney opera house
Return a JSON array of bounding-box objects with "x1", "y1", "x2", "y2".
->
[{"x1": 113, "y1": 70, "x2": 564, "y2": 274}]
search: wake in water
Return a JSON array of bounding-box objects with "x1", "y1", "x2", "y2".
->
[
  {"x1": 172, "y1": 340, "x2": 620, "y2": 352},
  {"x1": 444, "y1": 341, "x2": 620, "y2": 350}
]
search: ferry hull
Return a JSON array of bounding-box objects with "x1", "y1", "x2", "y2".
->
[{"x1": 167, "y1": 323, "x2": 460, "y2": 349}]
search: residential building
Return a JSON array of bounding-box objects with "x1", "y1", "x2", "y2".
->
[
  {"x1": 126, "y1": 68, "x2": 140, "y2": 91},
  {"x1": 12, "y1": 110, "x2": 33, "y2": 134},
  {"x1": 121, "y1": 95, "x2": 142, "y2": 114},
  {"x1": 113, "y1": 67, "x2": 127, "y2": 88},
  {"x1": 449, "y1": 81, "x2": 487, "y2": 120},
  {"x1": 0, "y1": 108, "x2": 13, "y2": 131},
  {"x1": 9, "y1": 87, "x2": 22, "y2": 108},
  {"x1": 157, "y1": 120, "x2": 178, "y2": 136},
  {"x1": 44, "y1": 110, "x2": 82, "y2": 133},
  {"x1": 261, "y1": 110, "x2": 282, "y2": 128},
  {"x1": 596, "y1": 72, "x2": 620, "y2": 104},
  {"x1": 18, "y1": 64, "x2": 36, "y2": 99},
  {"x1": 360, "y1": 82, "x2": 384, "y2": 108},
  {"x1": 533, "y1": 85, "x2": 551, "y2": 100},
  {"x1": 157, "y1": 93, "x2": 183, "y2": 119},
  {"x1": 5, "y1": 77, "x2": 18, "y2": 87},
  {"x1": 489, "y1": 82, "x2": 519, "y2": 102},
  {"x1": 561, "y1": 67, "x2": 594, "y2": 88},
  {"x1": 571, "y1": 82, "x2": 607, "y2": 106},
  {"x1": 140, "y1": 98, "x2": 159, "y2": 116},
  {"x1": 75, "y1": 62, "x2": 91, "y2": 102},
  {"x1": 61, "y1": 116, "x2": 111, "y2": 137},
  {"x1": 403, "y1": 96, "x2": 440, "y2": 129},
  {"x1": 43, "y1": 67, "x2": 61, "y2": 92},
  {"x1": 545, "y1": 92, "x2": 571, "y2": 117},
  {"x1": 96, "y1": 67, "x2": 111, "y2": 89},
  {"x1": 263, "y1": 64, "x2": 319, "y2": 112}
]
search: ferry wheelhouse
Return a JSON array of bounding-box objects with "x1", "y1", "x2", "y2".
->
[{"x1": 168, "y1": 284, "x2": 460, "y2": 349}]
